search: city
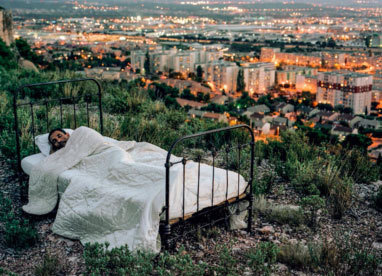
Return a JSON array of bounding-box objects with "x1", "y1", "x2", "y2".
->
[{"x1": 0, "y1": 0, "x2": 382, "y2": 275}]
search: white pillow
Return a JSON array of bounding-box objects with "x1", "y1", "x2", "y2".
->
[{"x1": 35, "y1": 129, "x2": 74, "y2": 156}]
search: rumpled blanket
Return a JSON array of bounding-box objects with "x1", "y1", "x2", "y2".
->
[{"x1": 22, "y1": 126, "x2": 246, "y2": 252}]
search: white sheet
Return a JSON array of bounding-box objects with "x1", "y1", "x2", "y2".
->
[{"x1": 21, "y1": 127, "x2": 247, "y2": 252}]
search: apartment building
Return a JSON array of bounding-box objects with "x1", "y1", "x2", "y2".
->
[
  {"x1": 203, "y1": 60, "x2": 239, "y2": 92},
  {"x1": 316, "y1": 72, "x2": 373, "y2": 114},
  {"x1": 241, "y1": 62, "x2": 276, "y2": 94}
]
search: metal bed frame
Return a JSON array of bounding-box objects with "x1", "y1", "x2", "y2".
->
[{"x1": 13, "y1": 79, "x2": 255, "y2": 251}]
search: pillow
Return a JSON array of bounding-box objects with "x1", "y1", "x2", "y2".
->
[{"x1": 35, "y1": 129, "x2": 74, "y2": 156}]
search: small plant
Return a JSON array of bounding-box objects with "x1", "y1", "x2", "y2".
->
[
  {"x1": 330, "y1": 176, "x2": 353, "y2": 219},
  {"x1": 156, "y1": 247, "x2": 207, "y2": 276},
  {"x1": 320, "y1": 234, "x2": 382, "y2": 276},
  {"x1": 255, "y1": 160, "x2": 278, "y2": 194},
  {"x1": 0, "y1": 192, "x2": 38, "y2": 249},
  {"x1": 246, "y1": 242, "x2": 279, "y2": 276},
  {"x1": 214, "y1": 244, "x2": 238, "y2": 276},
  {"x1": 266, "y1": 204, "x2": 305, "y2": 226},
  {"x1": 300, "y1": 195, "x2": 326, "y2": 228},
  {"x1": 34, "y1": 254, "x2": 63, "y2": 276},
  {"x1": 84, "y1": 242, "x2": 155, "y2": 276},
  {"x1": 277, "y1": 241, "x2": 314, "y2": 270},
  {"x1": 0, "y1": 267, "x2": 18, "y2": 276}
]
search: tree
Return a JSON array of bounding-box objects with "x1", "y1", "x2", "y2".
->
[
  {"x1": 144, "y1": 51, "x2": 150, "y2": 75},
  {"x1": 15, "y1": 38, "x2": 39, "y2": 63},
  {"x1": 343, "y1": 107, "x2": 353, "y2": 114},
  {"x1": 196, "y1": 65, "x2": 203, "y2": 82},
  {"x1": 236, "y1": 69, "x2": 245, "y2": 93},
  {"x1": 327, "y1": 37, "x2": 336, "y2": 48},
  {"x1": 0, "y1": 38, "x2": 17, "y2": 69},
  {"x1": 180, "y1": 88, "x2": 196, "y2": 101},
  {"x1": 317, "y1": 103, "x2": 333, "y2": 111},
  {"x1": 334, "y1": 104, "x2": 345, "y2": 113},
  {"x1": 342, "y1": 134, "x2": 372, "y2": 152}
]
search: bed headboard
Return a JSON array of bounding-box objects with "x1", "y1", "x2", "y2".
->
[{"x1": 13, "y1": 78, "x2": 103, "y2": 174}]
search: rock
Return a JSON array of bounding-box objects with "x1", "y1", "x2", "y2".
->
[
  {"x1": 195, "y1": 251, "x2": 204, "y2": 258},
  {"x1": 259, "y1": 226, "x2": 275, "y2": 235},
  {"x1": 288, "y1": 238, "x2": 298, "y2": 244},
  {"x1": 18, "y1": 58, "x2": 38, "y2": 72},
  {"x1": 372, "y1": 242, "x2": 382, "y2": 250},
  {"x1": 197, "y1": 243, "x2": 205, "y2": 250},
  {"x1": 68, "y1": 256, "x2": 79, "y2": 263},
  {"x1": 276, "y1": 263, "x2": 288, "y2": 272},
  {"x1": 232, "y1": 247, "x2": 242, "y2": 254}
]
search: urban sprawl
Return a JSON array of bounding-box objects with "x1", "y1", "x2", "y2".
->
[{"x1": 2, "y1": 0, "x2": 382, "y2": 158}]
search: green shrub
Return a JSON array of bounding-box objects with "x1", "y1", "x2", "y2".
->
[
  {"x1": 0, "y1": 267, "x2": 18, "y2": 276},
  {"x1": 0, "y1": 192, "x2": 38, "y2": 249},
  {"x1": 300, "y1": 195, "x2": 326, "y2": 227},
  {"x1": 266, "y1": 204, "x2": 305, "y2": 226},
  {"x1": 246, "y1": 242, "x2": 279, "y2": 276},
  {"x1": 277, "y1": 241, "x2": 315, "y2": 270},
  {"x1": 156, "y1": 248, "x2": 207, "y2": 276},
  {"x1": 83, "y1": 242, "x2": 154, "y2": 276},
  {"x1": 320, "y1": 234, "x2": 382, "y2": 276},
  {"x1": 330, "y1": 176, "x2": 353, "y2": 219},
  {"x1": 214, "y1": 244, "x2": 238, "y2": 276},
  {"x1": 34, "y1": 254, "x2": 63, "y2": 276}
]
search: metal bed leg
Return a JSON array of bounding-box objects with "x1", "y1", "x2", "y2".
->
[
  {"x1": 247, "y1": 193, "x2": 254, "y2": 233},
  {"x1": 160, "y1": 223, "x2": 171, "y2": 250}
]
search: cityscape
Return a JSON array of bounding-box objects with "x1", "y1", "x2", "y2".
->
[
  {"x1": 0, "y1": 0, "x2": 382, "y2": 274},
  {"x1": 2, "y1": 0, "x2": 381, "y2": 157}
]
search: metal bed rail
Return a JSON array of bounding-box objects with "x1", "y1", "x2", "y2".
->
[
  {"x1": 161, "y1": 124, "x2": 255, "y2": 249},
  {"x1": 13, "y1": 78, "x2": 103, "y2": 175}
]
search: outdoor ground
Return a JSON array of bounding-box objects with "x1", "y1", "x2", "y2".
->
[{"x1": 0, "y1": 154, "x2": 381, "y2": 275}]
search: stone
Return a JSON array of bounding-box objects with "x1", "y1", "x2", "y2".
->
[
  {"x1": 232, "y1": 247, "x2": 242, "y2": 254},
  {"x1": 372, "y1": 242, "x2": 382, "y2": 250},
  {"x1": 195, "y1": 251, "x2": 204, "y2": 258},
  {"x1": 68, "y1": 256, "x2": 79, "y2": 263},
  {"x1": 277, "y1": 263, "x2": 288, "y2": 272},
  {"x1": 259, "y1": 226, "x2": 275, "y2": 234}
]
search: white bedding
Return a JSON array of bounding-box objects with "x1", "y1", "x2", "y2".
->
[
  {"x1": 22, "y1": 154, "x2": 77, "y2": 196},
  {"x1": 21, "y1": 127, "x2": 247, "y2": 252}
]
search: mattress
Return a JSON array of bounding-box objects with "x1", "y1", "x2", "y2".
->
[
  {"x1": 21, "y1": 153, "x2": 80, "y2": 196},
  {"x1": 21, "y1": 150, "x2": 248, "y2": 220}
]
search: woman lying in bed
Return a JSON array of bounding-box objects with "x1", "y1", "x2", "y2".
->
[{"x1": 22, "y1": 126, "x2": 247, "y2": 252}]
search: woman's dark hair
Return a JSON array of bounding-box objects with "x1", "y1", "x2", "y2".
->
[{"x1": 48, "y1": 128, "x2": 67, "y2": 144}]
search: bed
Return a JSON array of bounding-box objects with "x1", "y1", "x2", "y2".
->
[{"x1": 13, "y1": 79, "x2": 255, "y2": 251}]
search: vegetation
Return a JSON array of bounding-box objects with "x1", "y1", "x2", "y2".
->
[
  {"x1": 0, "y1": 191, "x2": 38, "y2": 249},
  {"x1": 0, "y1": 37, "x2": 381, "y2": 274}
]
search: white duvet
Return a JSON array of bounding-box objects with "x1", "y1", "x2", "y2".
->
[{"x1": 22, "y1": 126, "x2": 246, "y2": 252}]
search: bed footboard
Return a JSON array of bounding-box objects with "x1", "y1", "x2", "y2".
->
[{"x1": 160, "y1": 125, "x2": 255, "y2": 250}]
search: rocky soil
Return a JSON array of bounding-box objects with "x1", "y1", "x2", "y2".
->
[{"x1": 0, "y1": 154, "x2": 381, "y2": 275}]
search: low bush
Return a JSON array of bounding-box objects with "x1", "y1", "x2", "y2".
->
[
  {"x1": 277, "y1": 241, "x2": 316, "y2": 270},
  {"x1": 299, "y1": 195, "x2": 326, "y2": 227},
  {"x1": 246, "y1": 242, "x2": 279, "y2": 276},
  {"x1": 320, "y1": 235, "x2": 382, "y2": 276},
  {"x1": 266, "y1": 204, "x2": 305, "y2": 226},
  {"x1": 83, "y1": 242, "x2": 155, "y2": 276},
  {"x1": 0, "y1": 192, "x2": 38, "y2": 249},
  {"x1": 34, "y1": 254, "x2": 64, "y2": 276}
]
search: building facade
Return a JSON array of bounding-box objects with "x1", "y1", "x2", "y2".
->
[{"x1": 316, "y1": 72, "x2": 373, "y2": 114}]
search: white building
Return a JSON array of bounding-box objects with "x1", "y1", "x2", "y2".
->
[
  {"x1": 203, "y1": 60, "x2": 239, "y2": 92},
  {"x1": 260, "y1": 48, "x2": 280, "y2": 63},
  {"x1": 316, "y1": 72, "x2": 373, "y2": 114}
]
